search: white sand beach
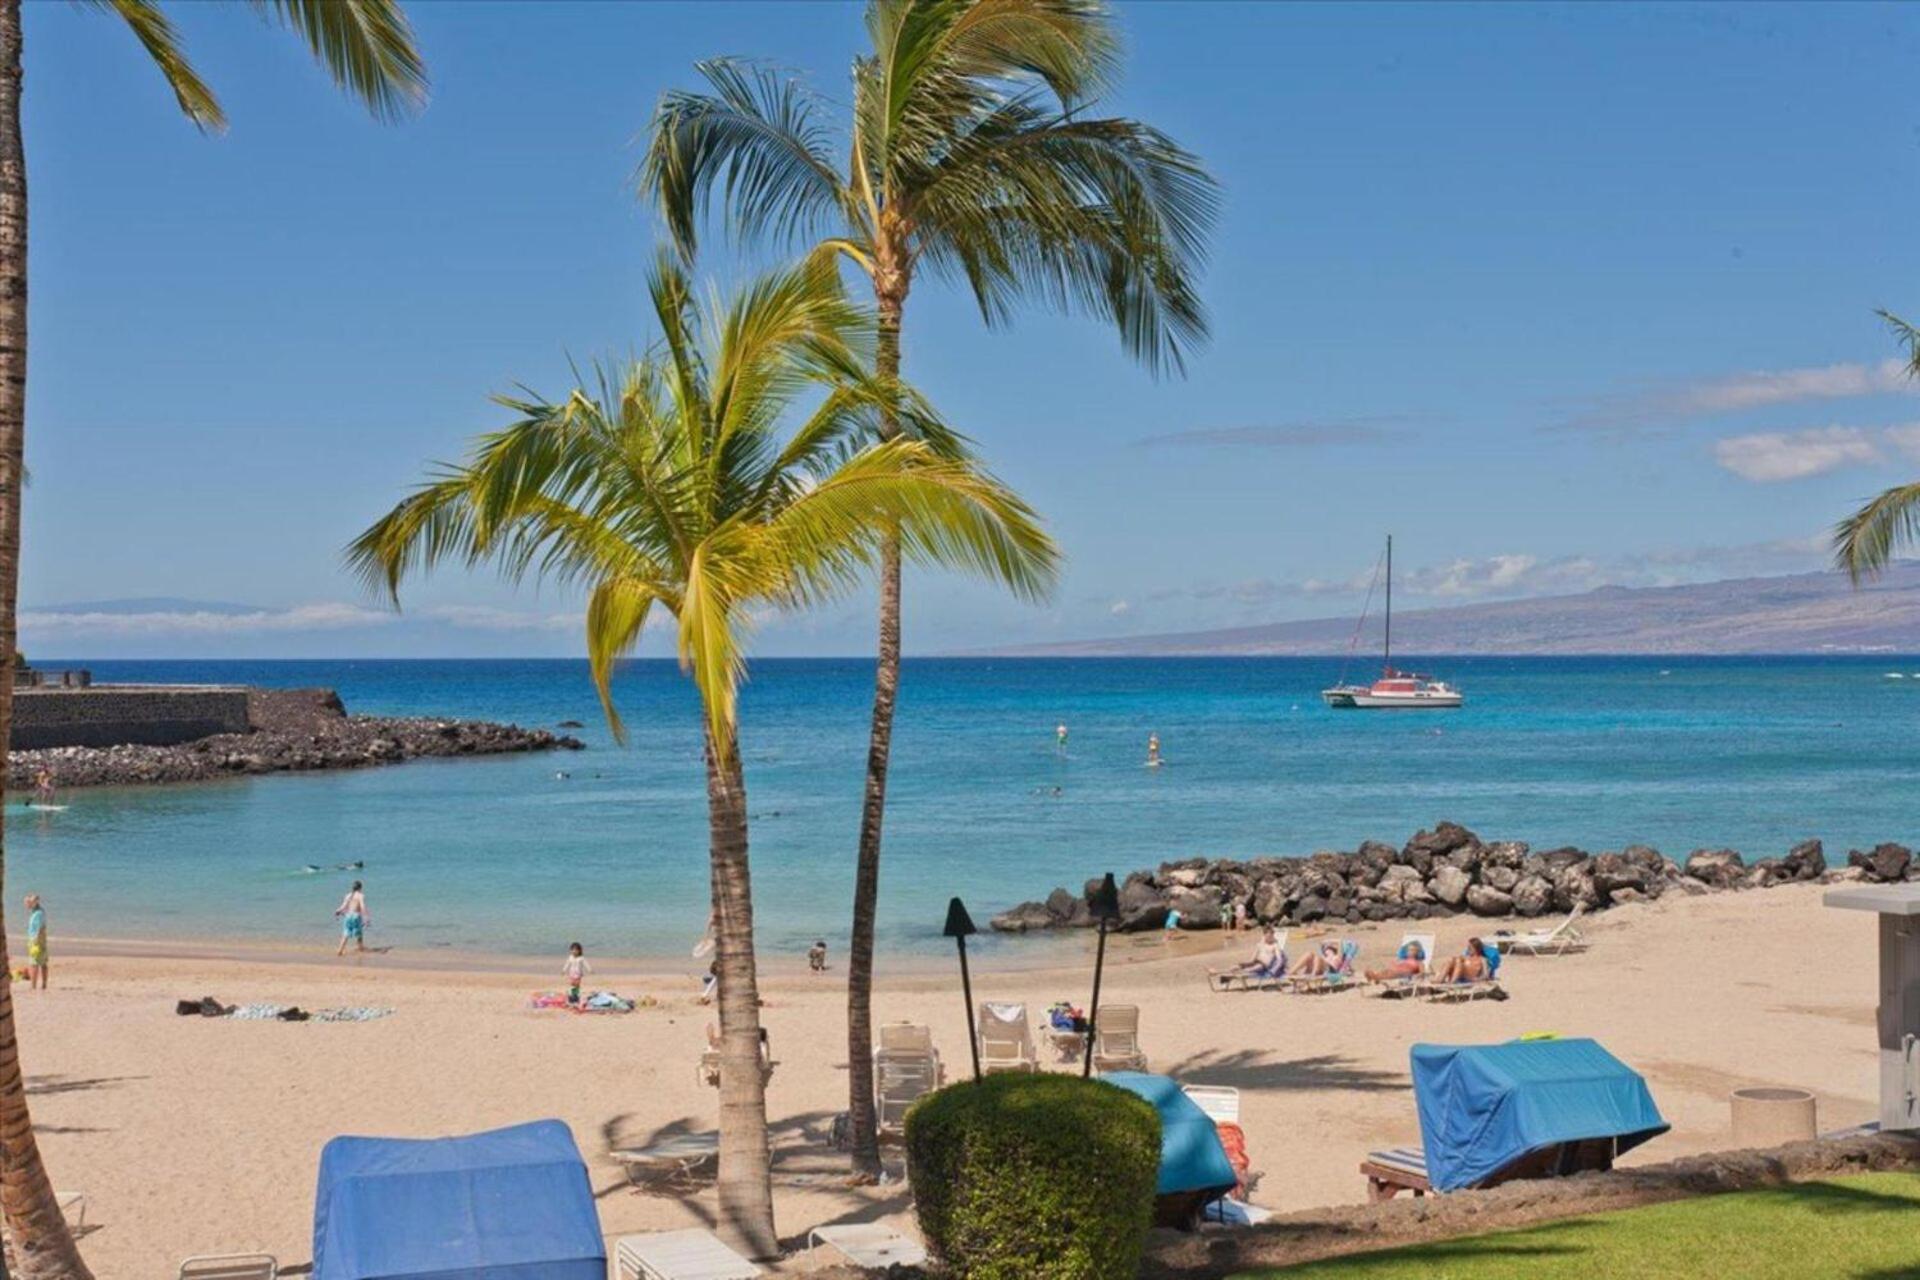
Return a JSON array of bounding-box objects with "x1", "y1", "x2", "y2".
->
[{"x1": 19, "y1": 882, "x2": 1877, "y2": 1277}]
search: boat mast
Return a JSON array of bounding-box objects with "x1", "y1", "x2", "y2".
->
[{"x1": 1384, "y1": 534, "x2": 1392, "y2": 674}]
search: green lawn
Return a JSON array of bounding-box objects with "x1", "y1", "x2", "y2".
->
[{"x1": 1234, "y1": 1174, "x2": 1920, "y2": 1280}]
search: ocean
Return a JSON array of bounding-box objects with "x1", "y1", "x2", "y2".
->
[{"x1": 11, "y1": 655, "x2": 1919, "y2": 959}]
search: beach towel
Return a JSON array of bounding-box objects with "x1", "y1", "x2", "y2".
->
[{"x1": 1216, "y1": 1121, "x2": 1251, "y2": 1197}]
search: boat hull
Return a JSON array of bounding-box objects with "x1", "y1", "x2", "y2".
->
[{"x1": 1323, "y1": 688, "x2": 1463, "y2": 709}]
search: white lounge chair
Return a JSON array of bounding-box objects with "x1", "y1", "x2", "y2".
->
[
  {"x1": 1372, "y1": 932, "x2": 1435, "y2": 998},
  {"x1": 177, "y1": 1255, "x2": 277, "y2": 1280},
  {"x1": 1493, "y1": 904, "x2": 1589, "y2": 956},
  {"x1": 806, "y1": 1222, "x2": 928, "y2": 1270},
  {"x1": 1182, "y1": 1084, "x2": 1240, "y2": 1126},
  {"x1": 875, "y1": 1022, "x2": 942, "y2": 1135},
  {"x1": 1287, "y1": 939, "x2": 1361, "y2": 994},
  {"x1": 1091, "y1": 1003, "x2": 1148, "y2": 1074},
  {"x1": 614, "y1": 1229, "x2": 761, "y2": 1279},
  {"x1": 1423, "y1": 945, "x2": 1507, "y2": 1003},
  {"x1": 611, "y1": 1132, "x2": 720, "y2": 1187},
  {"x1": 978, "y1": 1002, "x2": 1037, "y2": 1074},
  {"x1": 1209, "y1": 931, "x2": 1289, "y2": 991}
]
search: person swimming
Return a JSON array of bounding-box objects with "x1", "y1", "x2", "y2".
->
[
  {"x1": 1146, "y1": 733, "x2": 1161, "y2": 767},
  {"x1": 1055, "y1": 722, "x2": 1068, "y2": 748}
]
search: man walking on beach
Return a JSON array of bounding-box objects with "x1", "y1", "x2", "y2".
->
[{"x1": 334, "y1": 880, "x2": 369, "y2": 956}]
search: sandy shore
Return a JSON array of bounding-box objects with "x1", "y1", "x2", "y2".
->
[{"x1": 15, "y1": 881, "x2": 1878, "y2": 1277}]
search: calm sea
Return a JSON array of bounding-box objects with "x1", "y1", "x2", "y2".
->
[{"x1": 11, "y1": 655, "x2": 1919, "y2": 958}]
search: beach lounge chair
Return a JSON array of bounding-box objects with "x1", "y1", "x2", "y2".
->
[
  {"x1": 1424, "y1": 945, "x2": 1506, "y2": 1003},
  {"x1": 698, "y1": 1038, "x2": 776, "y2": 1089},
  {"x1": 1092, "y1": 1003, "x2": 1149, "y2": 1074},
  {"x1": 805, "y1": 1223, "x2": 928, "y2": 1270},
  {"x1": 1209, "y1": 930, "x2": 1289, "y2": 991},
  {"x1": 875, "y1": 1022, "x2": 942, "y2": 1136},
  {"x1": 178, "y1": 1255, "x2": 277, "y2": 1280},
  {"x1": 611, "y1": 1132, "x2": 721, "y2": 1187},
  {"x1": 613, "y1": 1229, "x2": 760, "y2": 1280},
  {"x1": 978, "y1": 1002, "x2": 1038, "y2": 1074},
  {"x1": 1371, "y1": 932, "x2": 1435, "y2": 998},
  {"x1": 1181, "y1": 1084, "x2": 1240, "y2": 1126},
  {"x1": 1288, "y1": 940, "x2": 1360, "y2": 994},
  {"x1": 1361, "y1": 1038, "x2": 1668, "y2": 1201},
  {"x1": 1493, "y1": 904, "x2": 1590, "y2": 956}
]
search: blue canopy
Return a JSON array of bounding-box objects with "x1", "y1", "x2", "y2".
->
[
  {"x1": 312, "y1": 1119, "x2": 605, "y2": 1280},
  {"x1": 1411, "y1": 1038, "x2": 1668, "y2": 1192},
  {"x1": 1103, "y1": 1073, "x2": 1238, "y2": 1201}
]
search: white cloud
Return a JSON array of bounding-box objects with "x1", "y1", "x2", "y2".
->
[
  {"x1": 20, "y1": 600, "x2": 581, "y2": 637},
  {"x1": 1561, "y1": 358, "x2": 1913, "y2": 432},
  {"x1": 1711, "y1": 426, "x2": 1884, "y2": 482},
  {"x1": 1884, "y1": 422, "x2": 1920, "y2": 461},
  {"x1": 416, "y1": 604, "x2": 577, "y2": 634},
  {"x1": 1108, "y1": 599, "x2": 1131, "y2": 618},
  {"x1": 19, "y1": 602, "x2": 393, "y2": 636},
  {"x1": 1134, "y1": 417, "x2": 1416, "y2": 449}
]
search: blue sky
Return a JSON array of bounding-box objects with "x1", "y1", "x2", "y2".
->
[{"x1": 19, "y1": 1, "x2": 1920, "y2": 657}]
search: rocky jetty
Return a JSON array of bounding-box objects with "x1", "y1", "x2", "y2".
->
[
  {"x1": 990, "y1": 820, "x2": 1901, "y2": 934},
  {"x1": 6, "y1": 688, "x2": 581, "y2": 789}
]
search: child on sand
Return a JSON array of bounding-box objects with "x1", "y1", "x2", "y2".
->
[
  {"x1": 807, "y1": 939, "x2": 827, "y2": 972},
  {"x1": 23, "y1": 894, "x2": 45, "y2": 990},
  {"x1": 563, "y1": 942, "x2": 590, "y2": 1006}
]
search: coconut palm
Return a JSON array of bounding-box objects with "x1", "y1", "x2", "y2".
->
[
  {"x1": 348, "y1": 253, "x2": 1057, "y2": 1258},
  {"x1": 0, "y1": 5, "x2": 422, "y2": 1276},
  {"x1": 640, "y1": 0, "x2": 1216, "y2": 1179},
  {"x1": 1834, "y1": 311, "x2": 1920, "y2": 579}
]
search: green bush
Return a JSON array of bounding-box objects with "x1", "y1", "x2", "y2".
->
[{"x1": 905, "y1": 1072, "x2": 1161, "y2": 1280}]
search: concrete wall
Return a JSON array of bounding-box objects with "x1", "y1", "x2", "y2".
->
[{"x1": 10, "y1": 686, "x2": 251, "y2": 750}]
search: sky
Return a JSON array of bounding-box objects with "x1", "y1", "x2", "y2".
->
[{"x1": 18, "y1": 0, "x2": 1920, "y2": 658}]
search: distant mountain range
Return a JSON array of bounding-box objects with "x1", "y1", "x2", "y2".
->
[{"x1": 993, "y1": 565, "x2": 1920, "y2": 656}]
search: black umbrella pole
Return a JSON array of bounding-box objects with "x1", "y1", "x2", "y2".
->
[
  {"x1": 1082, "y1": 919, "x2": 1110, "y2": 1079},
  {"x1": 958, "y1": 936, "x2": 982, "y2": 1082}
]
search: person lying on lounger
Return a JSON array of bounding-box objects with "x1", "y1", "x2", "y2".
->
[
  {"x1": 1364, "y1": 940, "x2": 1425, "y2": 982},
  {"x1": 1435, "y1": 937, "x2": 1497, "y2": 983},
  {"x1": 1212, "y1": 926, "x2": 1285, "y2": 981},
  {"x1": 1292, "y1": 940, "x2": 1347, "y2": 978}
]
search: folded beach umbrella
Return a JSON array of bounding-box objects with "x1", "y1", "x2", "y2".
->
[
  {"x1": 312, "y1": 1118, "x2": 605, "y2": 1280},
  {"x1": 1103, "y1": 1072, "x2": 1239, "y2": 1223},
  {"x1": 1410, "y1": 1038, "x2": 1669, "y2": 1192}
]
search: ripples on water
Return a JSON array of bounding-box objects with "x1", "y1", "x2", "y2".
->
[{"x1": 13, "y1": 655, "x2": 1917, "y2": 957}]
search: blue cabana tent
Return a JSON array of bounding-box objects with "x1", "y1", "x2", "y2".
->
[
  {"x1": 1411, "y1": 1038, "x2": 1668, "y2": 1192},
  {"x1": 1104, "y1": 1073, "x2": 1238, "y2": 1224},
  {"x1": 312, "y1": 1119, "x2": 605, "y2": 1280}
]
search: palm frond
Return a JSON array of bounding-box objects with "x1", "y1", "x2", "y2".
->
[
  {"x1": 1877, "y1": 309, "x2": 1920, "y2": 380},
  {"x1": 1834, "y1": 482, "x2": 1920, "y2": 583},
  {"x1": 82, "y1": 0, "x2": 225, "y2": 131},
  {"x1": 586, "y1": 577, "x2": 664, "y2": 745},
  {"x1": 640, "y1": 58, "x2": 850, "y2": 260},
  {"x1": 913, "y1": 108, "x2": 1218, "y2": 375},
  {"x1": 249, "y1": 0, "x2": 427, "y2": 122}
]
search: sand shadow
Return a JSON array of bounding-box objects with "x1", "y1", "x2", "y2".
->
[
  {"x1": 1165, "y1": 1049, "x2": 1406, "y2": 1094},
  {"x1": 25, "y1": 1074, "x2": 144, "y2": 1097}
]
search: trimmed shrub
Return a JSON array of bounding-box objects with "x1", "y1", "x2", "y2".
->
[{"x1": 905, "y1": 1072, "x2": 1161, "y2": 1280}]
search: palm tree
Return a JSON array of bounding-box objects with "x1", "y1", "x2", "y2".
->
[
  {"x1": 348, "y1": 254, "x2": 1058, "y2": 1258},
  {"x1": 0, "y1": 5, "x2": 422, "y2": 1276},
  {"x1": 640, "y1": 0, "x2": 1217, "y2": 1179},
  {"x1": 1834, "y1": 311, "x2": 1920, "y2": 579}
]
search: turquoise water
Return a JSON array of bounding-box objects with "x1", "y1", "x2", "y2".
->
[{"x1": 11, "y1": 656, "x2": 1920, "y2": 957}]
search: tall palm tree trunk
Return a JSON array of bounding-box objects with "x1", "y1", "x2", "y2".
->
[
  {"x1": 0, "y1": 5, "x2": 86, "y2": 1275},
  {"x1": 705, "y1": 731, "x2": 778, "y2": 1260},
  {"x1": 846, "y1": 282, "x2": 905, "y2": 1180}
]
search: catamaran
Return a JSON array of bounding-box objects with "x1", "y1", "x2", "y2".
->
[{"x1": 1321, "y1": 536, "x2": 1464, "y2": 709}]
